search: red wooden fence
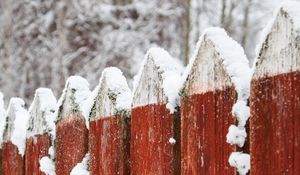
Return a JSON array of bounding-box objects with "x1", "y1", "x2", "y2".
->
[
  {"x1": 89, "y1": 67, "x2": 131, "y2": 175},
  {"x1": 250, "y1": 2, "x2": 300, "y2": 174},
  {"x1": 131, "y1": 48, "x2": 182, "y2": 175},
  {"x1": 2, "y1": 98, "x2": 29, "y2": 175},
  {"x1": 25, "y1": 88, "x2": 56, "y2": 175},
  {"x1": 0, "y1": 2, "x2": 299, "y2": 175},
  {"x1": 180, "y1": 28, "x2": 251, "y2": 175},
  {"x1": 55, "y1": 76, "x2": 90, "y2": 175}
]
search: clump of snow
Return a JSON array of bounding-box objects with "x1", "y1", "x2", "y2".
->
[
  {"x1": 56, "y1": 76, "x2": 91, "y2": 128},
  {"x1": 6, "y1": 98, "x2": 30, "y2": 156},
  {"x1": 133, "y1": 47, "x2": 183, "y2": 113},
  {"x1": 232, "y1": 100, "x2": 250, "y2": 128},
  {"x1": 169, "y1": 137, "x2": 176, "y2": 145},
  {"x1": 100, "y1": 67, "x2": 132, "y2": 112},
  {"x1": 226, "y1": 125, "x2": 247, "y2": 147},
  {"x1": 27, "y1": 88, "x2": 57, "y2": 138},
  {"x1": 40, "y1": 156, "x2": 56, "y2": 175},
  {"x1": 255, "y1": 0, "x2": 300, "y2": 62},
  {"x1": 70, "y1": 153, "x2": 90, "y2": 175},
  {"x1": 229, "y1": 152, "x2": 250, "y2": 175},
  {"x1": 0, "y1": 92, "x2": 6, "y2": 148}
]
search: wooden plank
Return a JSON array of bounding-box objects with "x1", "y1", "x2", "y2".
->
[
  {"x1": 181, "y1": 28, "x2": 251, "y2": 174},
  {"x1": 250, "y1": 2, "x2": 300, "y2": 174},
  {"x1": 89, "y1": 67, "x2": 131, "y2": 175},
  {"x1": 25, "y1": 88, "x2": 56, "y2": 175},
  {"x1": 131, "y1": 48, "x2": 182, "y2": 175},
  {"x1": 55, "y1": 76, "x2": 90, "y2": 175}
]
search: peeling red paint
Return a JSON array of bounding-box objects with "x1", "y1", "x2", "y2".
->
[
  {"x1": 181, "y1": 87, "x2": 237, "y2": 175},
  {"x1": 25, "y1": 133, "x2": 51, "y2": 175},
  {"x1": 131, "y1": 104, "x2": 179, "y2": 175},
  {"x1": 250, "y1": 72, "x2": 300, "y2": 174},
  {"x1": 1, "y1": 141, "x2": 24, "y2": 175},
  {"x1": 55, "y1": 115, "x2": 88, "y2": 175},
  {"x1": 89, "y1": 115, "x2": 130, "y2": 175}
]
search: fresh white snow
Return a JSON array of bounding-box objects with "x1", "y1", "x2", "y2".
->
[
  {"x1": 40, "y1": 156, "x2": 56, "y2": 175},
  {"x1": 168, "y1": 137, "x2": 176, "y2": 145},
  {"x1": 70, "y1": 153, "x2": 90, "y2": 175},
  {"x1": 226, "y1": 125, "x2": 247, "y2": 147},
  {"x1": 229, "y1": 152, "x2": 250, "y2": 175},
  {"x1": 27, "y1": 88, "x2": 57, "y2": 138},
  {"x1": 56, "y1": 76, "x2": 91, "y2": 128},
  {"x1": 133, "y1": 47, "x2": 183, "y2": 113},
  {"x1": 6, "y1": 98, "x2": 30, "y2": 156}
]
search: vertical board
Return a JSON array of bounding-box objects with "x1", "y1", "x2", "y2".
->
[
  {"x1": 55, "y1": 116, "x2": 88, "y2": 175},
  {"x1": 25, "y1": 133, "x2": 51, "y2": 175},
  {"x1": 131, "y1": 104, "x2": 178, "y2": 175},
  {"x1": 89, "y1": 115, "x2": 130, "y2": 175},
  {"x1": 1, "y1": 142, "x2": 24, "y2": 175},
  {"x1": 181, "y1": 88, "x2": 236, "y2": 174},
  {"x1": 250, "y1": 2, "x2": 300, "y2": 174}
]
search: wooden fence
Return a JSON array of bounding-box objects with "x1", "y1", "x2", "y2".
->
[{"x1": 0, "y1": 2, "x2": 299, "y2": 175}]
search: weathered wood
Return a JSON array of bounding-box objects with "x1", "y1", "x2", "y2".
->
[
  {"x1": 131, "y1": 48, "x2": 182, "y2": 175},
  {"x1": 89, "y1": 67, "x2": 132, "y2": 175},
  {"x1": 250, "y1": 2, "x2": 300, "y2": 174},
  {"x1": 1, "y1": 98, "x2": 29, "y2": 175},
  {"x1": 181, "y1": 28, "x2": 250, "y2": 174},
  {"x1": 55, "y1": 76, "x2": 90, "y2": 175},
  {"x1": 25, "y1": 88, "x2": 56, "y2": 175}
]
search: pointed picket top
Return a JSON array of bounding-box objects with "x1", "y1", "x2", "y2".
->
[
  {"x1": 0, "y1": 92, "x2": 6, "y2": 147},
  {"x1": 254, "y1": 1, "x2": 300, "y2": 79},
  {"x1": 182, "y1": 27, "x2": 251, "y2": 100},
  {"x1": 90, "y1": 67, "x2": 132, "y2": 120},
  {"x1": 27, "y1": 88, "x2": 57, "y2": 138},
  {"x1": 56, "y1": 76, "x2": 91, "y2": 123},
  {"x1": 132, "y1": 47, "x2": 183, "y2": 113},
  {"x1": 2, "y1": 98, "x2": 30, "y2": 156}
]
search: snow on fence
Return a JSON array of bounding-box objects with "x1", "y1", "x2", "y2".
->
[
  {"x1": 250, "y1": 1, "x2": 300, "y2": 174},
  {"x1": 0, "y1": 2, "x2": 299, "y2": 175}
]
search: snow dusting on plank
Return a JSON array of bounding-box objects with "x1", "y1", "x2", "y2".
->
[
  {"x1": 91, "y1": 67, "x2": 132, "y2": 120},
  {"x1": 27, "y1": 88, "x2": 57, "y2": 138},
  {"x1": 0, "y1": 92, "x2": 6, "y2": 148},
  {"x1": 70, "y1": 153, "x2": 90, "y2": 175},
  {"x1": 56, "y1": 76, "x2": 91, "y2": 128},
  {"x1": 254, "y1": 0, "x2": 300, "y2": 78},
  {"x1": 133, "y1": 47, "x2": 183, "y2": 113},
  {"x1": 2, "y1": 98, "x2": 30, "y2": 156}
]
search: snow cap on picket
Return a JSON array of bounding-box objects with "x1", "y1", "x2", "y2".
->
[
  {"x1": 3, "y1": 98, "x2": 30, "y2": 156},
  {"x1": 182, "y1": 27, "x2": 251, "y2": 101},
  {"x1": 254, "y1": 0, "x2": 300, "y2": 78},
  {"x1": 56, "y1": 76, "x2": 91, "y2": 125},
  {"x1": 133, "y1": 47, "x2": 183, "y2": 113},
  {"x1": 90, "y1": 67, "x2": 132, "y2": 120},
  {"x1": 27, "y1": 88, "x2": 57, "y2": 138}
]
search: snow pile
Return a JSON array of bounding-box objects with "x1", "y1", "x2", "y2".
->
[
  {"x1": 99, "y1": 67, "x2": 132, "y2": 112},
  {"x1": 256, "y1": 0, "x2": 300, "y2": 57},
  {"x1": 56, "y1": 76, "x2": 91, "y2": 128},
  {"x1": 226, "y1": 125, "x2": 247, "y2": 147},
  {"x1": 229, "y1": 152, "x2": 250, "y2": 175},
  {"x1": 133, "y1": 47, "x2": 183, "y2": 113},
  {"x1": 0, "y1": 92, "x2": 6, "y2": 148},
  {"x1": 40, "y1": 146, "x2": 55, "y2": 175},
  {"x1": 169, "y1": 137, "x2": 176, "y2": 145},
  {"x1": 40, "y1": 156, "x2": 55, "y2": 175},
  {"x1": 70, "y1": 154, "x2": 90, "y2": 175},
  {"x1": 27, "y1": 88, "x2": 57, "y2": 138},
  {"x1": 6, "y1": 98, "x2": 30, "y2": 156}
]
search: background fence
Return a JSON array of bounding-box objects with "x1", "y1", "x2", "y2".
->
[{"x1": 0, "y1": 2, "x2": 299, "y2": 175}]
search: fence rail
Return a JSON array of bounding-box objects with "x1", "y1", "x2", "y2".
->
[{"x1": 0, "y1": 2, "x2": 299, "y2": 175}]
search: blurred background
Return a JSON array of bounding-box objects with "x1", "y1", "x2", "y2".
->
[{"x1": 0, "y1": 0, "x2": 293, "y2": 104}]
